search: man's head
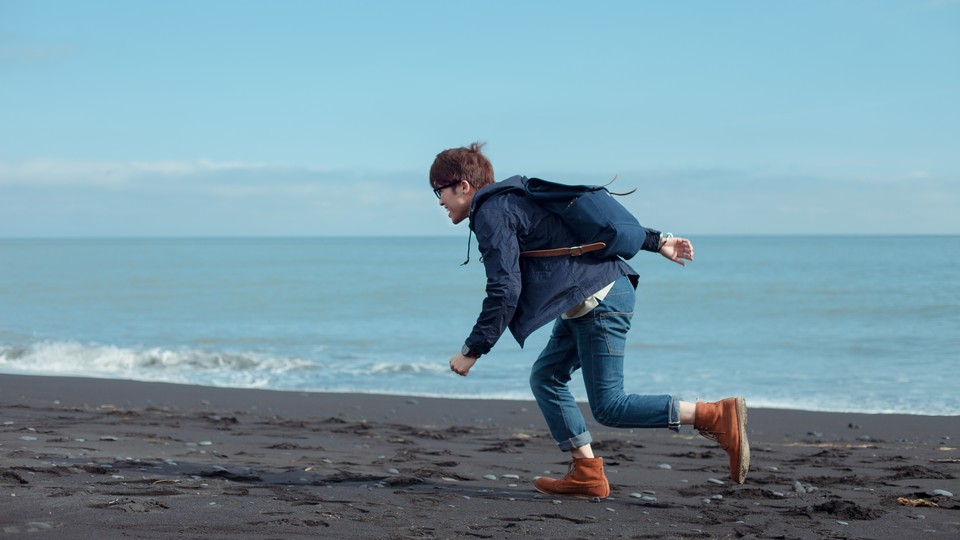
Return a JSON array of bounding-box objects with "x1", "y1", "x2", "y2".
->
[{"x1": 430, "y1": 142, "x2": 495, "y2": 224}]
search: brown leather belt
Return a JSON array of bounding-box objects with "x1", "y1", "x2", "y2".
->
[{"x1": 520, "y1": 241, "x2": 607, "y2": 258}]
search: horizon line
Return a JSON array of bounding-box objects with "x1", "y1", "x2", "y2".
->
[{"x1": 3, "y1": 233, "x2": 960, "y2": 241}]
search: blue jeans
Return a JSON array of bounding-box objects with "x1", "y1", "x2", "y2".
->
[{"x1": 529, "y1": 275, "x2": 680, "y2": 452}]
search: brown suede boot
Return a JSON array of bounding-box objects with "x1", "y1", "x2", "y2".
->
[
  {"x1": 534, "y1": 457, "x2": 611, "y2": 498},
  {"x1": 694, "y1": 396, "x2": 750, "y2": 484}
]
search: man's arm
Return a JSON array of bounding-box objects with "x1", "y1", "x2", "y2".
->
[{"x1": 450, "y1": 199, "x2": 523, "y2": 376}]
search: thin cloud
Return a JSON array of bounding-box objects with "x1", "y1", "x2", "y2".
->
[
  {"x1": 0, "y1": 159, "x2": 270, "y2": 187},
  {"x1": 2, "y1": 160, "x2": 957, "y2": 237},
  {"x1": 0, "y1": 43, "x2": 83, "y2": 65},
  {"x1": 0, "y1": 159, "x2": 438, "y2": 237}
]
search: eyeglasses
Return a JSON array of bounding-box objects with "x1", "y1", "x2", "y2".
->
[{"x1": 433, "y1": 179, "x2": 462, "y2": 199}]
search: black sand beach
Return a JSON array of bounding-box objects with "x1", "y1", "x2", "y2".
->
[{"x1": 1, "y1": 374, "x2": 957, "y2": 539}]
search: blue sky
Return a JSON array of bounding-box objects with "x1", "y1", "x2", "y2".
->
[{"x1": 2, "y1": 0, "x2": 958, "y2": 237}]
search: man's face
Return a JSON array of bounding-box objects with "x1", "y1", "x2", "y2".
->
[{"x1": 437, "y1": 180, "x2": 472, "y2": 225}]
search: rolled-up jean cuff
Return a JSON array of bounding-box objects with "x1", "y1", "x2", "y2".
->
[
  {"x1": 559, "y1": 431, "x2": 593, "y2": 452},
  {"x1": 667, "y1": 395, "x2": 681, "y2": 432}
]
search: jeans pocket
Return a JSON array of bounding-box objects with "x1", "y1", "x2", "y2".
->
[
  {"x1": 590, "y1": 276, "x2": 635, "y2": 354},
  {"x1": 597, "y1": 310, "x2": 632, "y2": 355}
]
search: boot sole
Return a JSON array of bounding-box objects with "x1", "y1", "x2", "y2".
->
[
  {"x1": 534, "y1": 484, "x2": 610, "y2": 499},
  {"x1": 735, "y1": 396, "x2": 750, "y2": 484}
]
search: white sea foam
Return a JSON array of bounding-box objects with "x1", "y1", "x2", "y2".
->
[
  {"x1": 1, "y1": 340, "x2": 957, "y2": 415},
  {"x1": 0, "y1": 341, "x2": 313, "y2": 388},
  {"x1": 0, "y1": 341, "x2": 457, "y2": 392},
  {"x1": 368, "y1": 362, "x2": 448, "y2": 375}
]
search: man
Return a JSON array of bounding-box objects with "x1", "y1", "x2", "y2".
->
[{"x1": 430, "y1": 142, "x2": 748, "y2": 498}]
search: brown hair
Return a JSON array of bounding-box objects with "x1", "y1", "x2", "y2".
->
[{"x1": 429, "y1": 142, "x2": 495, "y2": 190}]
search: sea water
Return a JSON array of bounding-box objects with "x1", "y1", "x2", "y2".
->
[{"x1": 1, "y1": 236, "x2": 958, "y2": 416}]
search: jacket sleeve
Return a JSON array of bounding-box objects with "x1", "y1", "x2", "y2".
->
[
  {"x1": 463, "y1": 198, "x2": 522, "y2": 356},
  {"x1": 640, "y1": 228, "x2": 662, "y2": 253}
]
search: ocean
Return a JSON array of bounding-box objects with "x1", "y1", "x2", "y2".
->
[{"x1": 1, "y1": 236, "x2": 958, "y2": 416}]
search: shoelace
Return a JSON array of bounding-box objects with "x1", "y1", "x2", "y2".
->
[{"x1": 698, "y1": 428, "x2": 733, "y2": 449}]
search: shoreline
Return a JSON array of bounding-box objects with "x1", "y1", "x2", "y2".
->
[
  {"x1": 3, "y1": 371, "x2": 956, "y2": 418},
  {"x1": 2, "y1": 373, "x2": 958, "y2": 538}
]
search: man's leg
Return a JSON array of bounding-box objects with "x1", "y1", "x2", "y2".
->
[
  {"x1": 576, "y1": 276, "x2": 749, "y2": 484},
  {"x1": 529, "y1": 318, "x2": 609, "y2": 498},
  {"x1": 576, "y1": 276, "x2": 681, "y2": 430},
  {"x1": 528, "y1": 318, "x2": 591, "y2": 452}
]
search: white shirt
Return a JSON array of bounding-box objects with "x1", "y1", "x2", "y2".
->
[{"x1": 561, "y1": 281, "x2": 616, "y2": 320}]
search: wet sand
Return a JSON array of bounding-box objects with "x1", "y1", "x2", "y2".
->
[{"x1": 1, "y1": 374, "x2": 957, "y2": 539}]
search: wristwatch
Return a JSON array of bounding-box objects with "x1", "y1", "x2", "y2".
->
[
  {"x1": 461, "y1": 344, "x2": 480, "y2": 358},
  {"x1": 658, "y1": 232, "x2": 674, "y2": 250}
]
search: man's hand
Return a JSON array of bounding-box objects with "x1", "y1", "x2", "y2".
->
[
  {"x1": 450, "y1": 353, "x2": 478, "y2": 377},
  {"x1": 659, "y1": 237, "x2": 694, "y2": 266}
]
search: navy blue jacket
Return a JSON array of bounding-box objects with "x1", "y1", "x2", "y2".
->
[{"x1": 464, "y1": 175, "x2": 642, "y2": 353}]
